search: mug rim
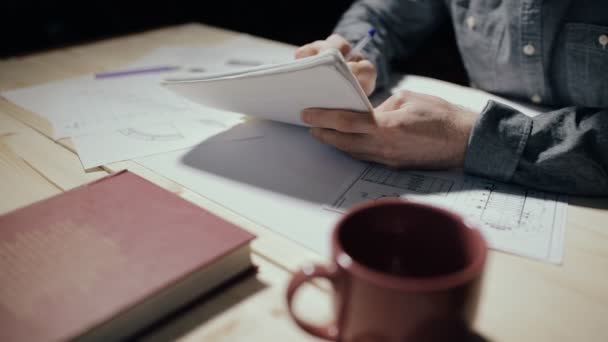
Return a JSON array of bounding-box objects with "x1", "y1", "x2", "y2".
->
[{"x1": 332, "y1": 199, "x2": 487, "y2": 292}]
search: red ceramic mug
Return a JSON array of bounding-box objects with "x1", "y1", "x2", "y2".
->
[{"x1": 286, "y1": 199, "x2": 487, "y2": 342}]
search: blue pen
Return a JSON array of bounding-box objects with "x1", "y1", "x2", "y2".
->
[{"x1": 345, "y1": 28, "x2": 376, "y2": 61}]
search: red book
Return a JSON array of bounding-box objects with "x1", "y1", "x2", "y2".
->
[{"x1": 0, "y1": 170, "x2": 255, "y2": 341}]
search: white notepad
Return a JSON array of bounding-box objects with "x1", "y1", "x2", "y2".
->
[{"x1": 162, "y1": 49, "x2": 374, "y2": 126}]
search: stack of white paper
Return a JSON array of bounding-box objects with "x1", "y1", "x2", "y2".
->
[{"x1": 163, "y1": 49, "x2": 374, "y2": 126}]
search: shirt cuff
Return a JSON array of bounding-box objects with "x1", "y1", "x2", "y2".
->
[{"x1": 464, "y1": 100, "x2": 533, "y2": 182}]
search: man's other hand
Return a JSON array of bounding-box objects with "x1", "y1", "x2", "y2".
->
[{"x1": 301, "y1": 91, "x2": 479, "y2": 169}]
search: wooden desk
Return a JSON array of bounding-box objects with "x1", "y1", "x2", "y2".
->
[{"x1": 1, "y1": 23, "x2": 607, "y2": 341}]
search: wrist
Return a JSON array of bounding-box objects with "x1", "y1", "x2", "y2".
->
[{"x1": 453, "y1": 106, "x2": 479, "y2": 168}]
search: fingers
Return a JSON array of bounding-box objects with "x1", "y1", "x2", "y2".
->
[
  {"x1": 346, "y1": 52, "x2": 365, "y2": 62},
  {"x1": 347, "y1": 60, "x2": 377, "y2": 95},
  {"x1": 325, "y1": 34, "x2": 352, "y2": 56},
  {"x1": 295, "y1": 34, "x2": 352, "y2": 59},
  {"x1": 301, "y1": 108, "x2": 375, "y2": 134},
  {"x1": 295, "y1": 40, "x2": 325, "y2": 59},
  {"x1": 376, "y1": 90, "x2": 413, "y2": 111},
  {"x1": 309, "y1": 128, "x2": 373, "y2": 155}
]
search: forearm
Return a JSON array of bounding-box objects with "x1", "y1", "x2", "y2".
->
[
  {"x1": 464, "y1": 101, "x2": 608, "y2": 196},
  {"x1": 333, "y1": 0, "x2": 448, "y2": 91}
]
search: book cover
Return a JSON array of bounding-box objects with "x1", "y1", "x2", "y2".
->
[{"x1": 0, "y1": 170, "x2": 255, "y2": 341}]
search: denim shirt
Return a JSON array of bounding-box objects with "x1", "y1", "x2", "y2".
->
[{"x1": 335, "y1": 0, "x2": 608, "y2": 196}]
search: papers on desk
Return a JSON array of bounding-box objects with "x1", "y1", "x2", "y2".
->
[
  {"x1": 134, "y1": 75, "x2": 567, "y2": 264},
  {"x1": 163, "y1": 48, "x2": 373, "y2": 126},
  {"x1": 0, "y1": 35, "x2": 294, "y2": 169},
  {"x1": 1, "y1": 31, "x2": 568, "y2": 264}
]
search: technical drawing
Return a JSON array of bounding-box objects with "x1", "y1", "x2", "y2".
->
[
  {"x1": 331, "y1": 165, "x2": 454, "y2": 210},
  {"x1": 328, "y1": 164, "x2": 567, "y2": 262},
  {"x1": 118, "y1": 125, "x2": 184, "y2": 141},
  {"x1": 450, "y1": 178, "x2": 560, "y2": 236}
]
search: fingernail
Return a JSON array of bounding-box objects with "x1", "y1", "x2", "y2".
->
[{"x1": 301, "y1": 110, "x2": 311, "y2": 124}]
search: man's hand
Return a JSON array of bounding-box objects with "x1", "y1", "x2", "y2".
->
[
  {"x1": 301, "y1": 91, "x2": 479, "y2": 169},
  {"x1": 295, "y1": 34, "x2": 377, "y2": 96}
]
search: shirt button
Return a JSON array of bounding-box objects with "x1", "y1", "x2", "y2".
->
[
  {"x1": 531, "y1": 94, "x2": 542, "y2": 104},
  {"x1": 523, "y1": 43, "x2": 536, "y2": 56},
  {"x1": 466, "y1": 16, "x2": 476, "y2": 30},
  {"x1": 599, "y1": 34, "x2": 608, "y2": 49}
]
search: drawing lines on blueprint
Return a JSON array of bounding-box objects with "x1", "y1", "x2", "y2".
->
[
  {"x1": 117, "y1": 119, "x2": 228, "y2": 142},
  {"x1": 450, "y1": 179, "x2": 562, "y2": 243},
  {"x1": 331, "y1": 164, "x2": 454, "y2": 210},
  {"x1": 449, "y1": 177, "x2": 566, "y2": 262},
  {"x1": 362, "y1": 165, "x2": 454, "y2": 193},
  {"x1": 119, "y1": 126, "x2": 184, "y2": 142}
]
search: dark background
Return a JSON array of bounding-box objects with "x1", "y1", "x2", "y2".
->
[
  {"x1": 0, "y1": 1, "x2": 355, "y2": 57},
  {"x1": 0, "y1": 1, "x2": 466, "y2": 84}
]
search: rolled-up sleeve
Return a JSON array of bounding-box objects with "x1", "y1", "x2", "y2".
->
[
  {"x1": 334, "y1": 0, "x2": 448, "y2": 91},
  {"x1": 465, "y1": 101, "x2": 608, "y2": 196}
]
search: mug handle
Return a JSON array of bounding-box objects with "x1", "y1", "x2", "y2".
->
[{"x1": 286, "y1": 263, "x2": 340, "y2": 341}]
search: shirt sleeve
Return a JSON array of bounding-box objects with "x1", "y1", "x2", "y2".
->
[
  {"x1": 333, "y1": 0, "x2": 449, "y2": 91},
  {"x1": 464, "y1": 101, "x2": 608, "y2": 196}
]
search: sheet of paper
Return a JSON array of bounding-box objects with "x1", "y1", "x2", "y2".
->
[
  {"x1": 136, "y1": 120, "x2": 366, "y2": 257},
  {"x1": 72, "y1": 112, "x2": 260, "y2": 169},
  {"x1": 134, "y1": 75, "x2": 567, "y2": 264},
  {"x1": 327, "y1": 165, "x2": 567, "y2": 263},
  {"x1": 1, "y1": 72, "x2": 208, "y2": 139}
]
